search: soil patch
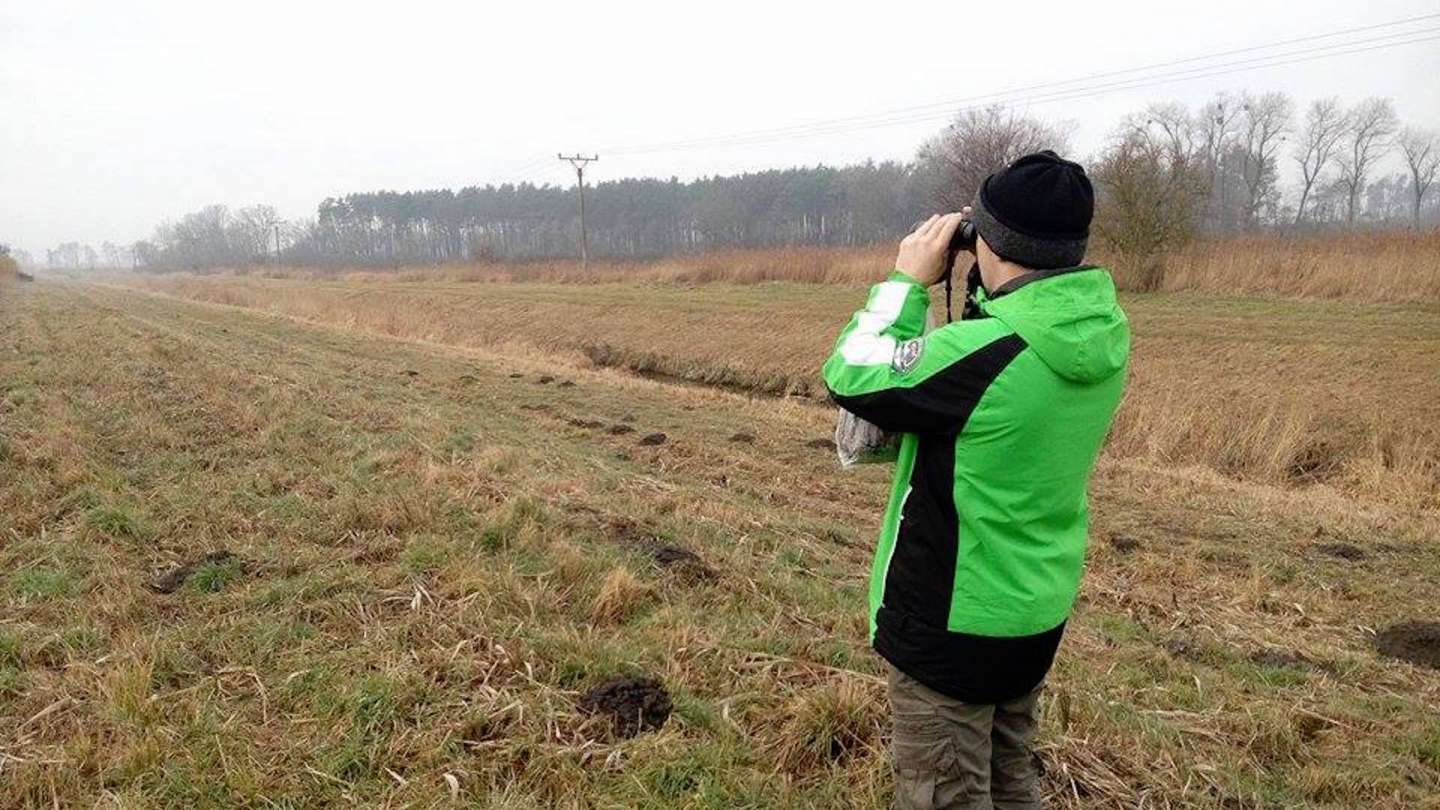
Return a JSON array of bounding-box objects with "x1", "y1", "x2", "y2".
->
[
  {"x1": 1373, "y1": 621, "x2": 1440, "y2": 669},
  {"x1": 536, "y1": 375, "x2": 554, "y2": 385},
  {"x1": 641, "y1": 542, "x2": 716, "y2": 581},
  {"x1": 805, "y1": 438, "x2": 835, "y2": 450},
  {"x1": 599, "y1": 516, "x2": 650, "y2": 544},
  {"x1": 1315, "y1": 542, "x2": 1366, "y2": 561},
  {"x1": 577, "y1": 676, "x2": 672, "y2": 738},
  {"x1": 729, "y1": 433, "x2": 756, "y2": 443},
  {"x1": 149, "y1": 551, "x2": 234, "y2": 594},
  {"x1": 638, "y1": 433, "x2": 667, "y2": 446},
  {"x1": 1249, "y1": 649, "x2": 1310, "y2": 669},
  {"x1": 607, "y1": 424, "x2": 634, "y2": 435},
  {"x1": 1161, "y1": 637, "x2": 1199, "y2": 660},
  {"x1": 1108, "y1": 534, "x2": 1142, "y2": 554}
]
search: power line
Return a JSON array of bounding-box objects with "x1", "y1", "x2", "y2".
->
[
  {"x1": 600, "y1": 14, "x2": 1440, "y2": 157},
  {"x1": 606, "y1": 30, "x2": 1438, "y2": 155},
  {"x1": 485, "y1": 155, "x2": 559, "y2": 187},
  {"x1": 476, "y1": 14, "x2": 1436, "y2": 190},
  {"x1": 617, "y1": 30, "x2": 1440, "y2": 155},
  {"x1": 602, "y1": 15, "x2": 1439, "y2": 155}
]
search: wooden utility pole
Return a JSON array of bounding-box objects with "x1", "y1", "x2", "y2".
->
[{"x1": 558, "y1": 153, "x2": 599, "y2": 268}]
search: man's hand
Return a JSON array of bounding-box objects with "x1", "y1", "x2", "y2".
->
[{"x1": 894, "y1": 209, "x2": 970, "y2": 287}]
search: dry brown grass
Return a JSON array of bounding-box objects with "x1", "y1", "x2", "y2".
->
[
  {"x1": 3, "y1": 281, "x2": 1438, "y2": 807},
  {"x1": 590, "y1": 567, "x2": 653, "y2": 625},
  {"x1": 1149, "y1": 230, "x2": 1440, "y2": 302},
  {"x1": 2, "y1": 282, "x2": 1438, "y2": 807},
  {"x1": 0, "y1": 254, "x2": 24, "y2": 284},
  {"x1": 197, "y1": 230, "x2": 1440, "y2": 303},
  {"x1": 119, "y1": 273, "x2": 1440, "y2": 511}
]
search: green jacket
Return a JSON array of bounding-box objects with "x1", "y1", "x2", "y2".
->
[{"x1": 822, "y1": 266, "x2": 1129, "y2": 702}]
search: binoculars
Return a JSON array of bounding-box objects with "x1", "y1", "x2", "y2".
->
[
  {"x1": 943, "y1": 219, "x2": 980, "y2": 323},
  {"x1": 949, "y1": 219, "x2": 977, "y2": 255}
]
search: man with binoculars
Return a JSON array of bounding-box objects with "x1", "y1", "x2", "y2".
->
[{"x1": 822, "y1": 151, "x2": 1130, "y2": 809}]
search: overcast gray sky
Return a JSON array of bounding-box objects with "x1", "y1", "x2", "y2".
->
[{"x1": 3, "y1": 0, "x2": 1438, "y2": 257}]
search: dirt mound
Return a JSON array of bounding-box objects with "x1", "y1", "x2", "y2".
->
[
  {"x1": 149, "y1": 551, "x2": 234, "y2": 594},
  {"x1": 593, "y1": 516, "x2": 714, "y2": 580},
  {"x1": 637, "y1": 433, "x2": 667, "y2": 446},
  {"x1": 1373, "y1": 622, "x2": 1440, "y2": 669},
  {"x1": 1315, "y1": 542, "x2": 1365, "y2": 561},
  {"x1": 1161, "y1": 637, "x2": 1199, "y2": 660},
  {"x1": 1108, "y1": 534, "x2": 1142, "y2": 554},
  {"x1": 536, "y1": 375, "x2": 554, "y2": 385},
  {"x1": 642, "y1": 542, "x2": 716, "y2": 581},
  {"x1": 606, "y1": 424, "x2": 634, "y2": 435},
  {"x1": 602, "y1": 516, "x2": 648, "y2": 544},
  {"x1": 728, "y1": 433, "x2": 756, "y2": 443},
  {"x1": 805, "y1": 438, "x2": 835, "y2": 450},
  {"x1": 577, "y1": 676, "x2": 671, "y2": 738}
]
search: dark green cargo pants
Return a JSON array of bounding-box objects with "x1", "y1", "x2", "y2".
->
[{"x1": 888, "y1": 666, "x2": 1042, "y2": 810}]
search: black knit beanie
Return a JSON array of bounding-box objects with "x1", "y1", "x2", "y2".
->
[{"x1": 969, "y1": 150, "x2": 1093, "y2": 269}]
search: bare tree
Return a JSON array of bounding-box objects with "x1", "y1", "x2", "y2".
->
[
  {"x1": 234, "y1": 204, "x2": 280, "y2": 262},
  {"x1": 1235, "y1": 91, "x2": 1292, "y2": 229},
  {"x1": 1291, "y1": 98, "x2": 1349, "y2": 226},
  {"x1": 100, "y1": 240, "x2": 124, "y2": 269},
  {"x1": 1194, "y1": 94, "x2": 1246, "y2": 228},
  {"x1": 1398, "y1": 127, "x2": 1440, "y2": 229},
  {"x1": 916, "y1": 104, "x2": 1072, "y2": 211},
  {"x1": 1092, "y1": 115, "x2": 1210, "y2": 290},
  {"x1": 1335, "y1": 98, "x2": 1399, "y2": 226},
  {"x1": 1143, "y1": 102, "x2": 1198, "y2": 160}
]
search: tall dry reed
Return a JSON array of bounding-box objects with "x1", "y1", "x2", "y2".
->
[{"x1": 205, "y1": 230, "x2": 1440, "y2": 304}]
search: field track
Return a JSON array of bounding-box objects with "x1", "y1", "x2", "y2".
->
[{"x1": 2, "y1": 281, "x2": 1438, "y2": 808}]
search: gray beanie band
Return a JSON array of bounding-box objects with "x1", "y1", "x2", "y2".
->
[{"x1": 969, "y1": 194, "x2": 1088, "y2": 270}]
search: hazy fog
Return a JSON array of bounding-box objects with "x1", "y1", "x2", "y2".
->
[{"x1": 3, "y1": 0, "x2": 1438, "y2": 256}]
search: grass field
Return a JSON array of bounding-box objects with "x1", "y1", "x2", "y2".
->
[
  {"x1": 2, "y1": 278, "x2": 1439, "y2": 808},
  {"x1": 125, "y1": 272, "x2": 1440, "y2": 509},
  {"x1": 157, "y1": 230, "x2": 1440, "y2": 304}
]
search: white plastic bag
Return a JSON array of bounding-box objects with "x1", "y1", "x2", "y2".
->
[
  {"x1": 834, "y1": 408, "x2": 900, "y2": 467},
  {"x1": 831, "y1": 307, "x2": 939, "y2": 468}
]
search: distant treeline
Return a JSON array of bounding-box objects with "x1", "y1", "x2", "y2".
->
[
  {"x1": 295, "y1": 162, "x2": 924, "y2": 265},
  {"x1": 23, "y1": 92, "x2": 1437, "y2": 273}
]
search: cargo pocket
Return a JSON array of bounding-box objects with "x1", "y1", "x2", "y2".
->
[{"x1": 891, "y1": 708, "x2": 958, "y2": 810}]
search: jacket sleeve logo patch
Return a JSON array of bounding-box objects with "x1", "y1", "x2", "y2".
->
[{"x1": 892, "y1": 338, "x2": 924, "y2": 374}]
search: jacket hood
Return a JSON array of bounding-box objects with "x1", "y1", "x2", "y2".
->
[{"x1": 980, "y1": 266, "x2": 1130, "y2": 383}]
